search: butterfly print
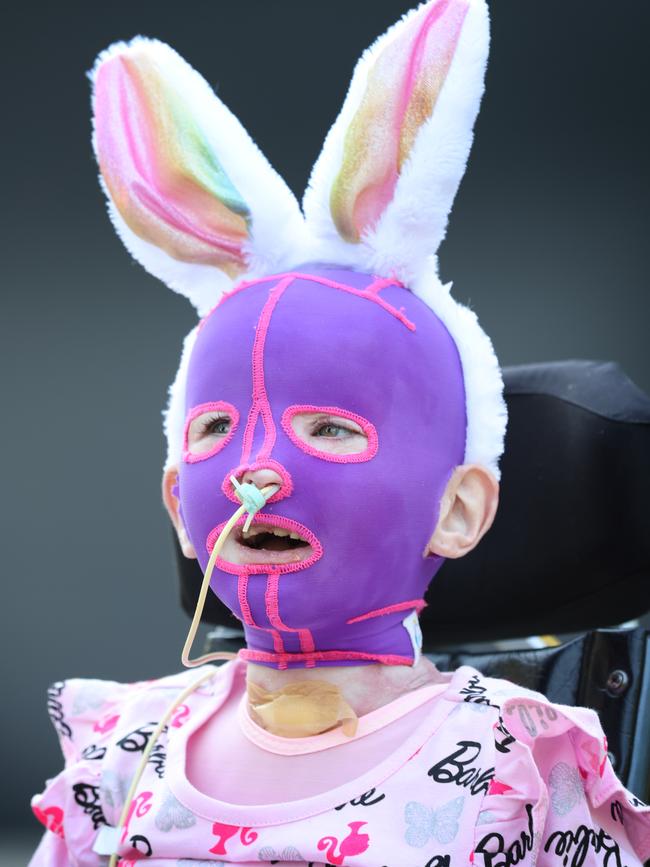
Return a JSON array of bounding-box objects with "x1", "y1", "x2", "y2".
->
[
  {"x1": 258, "y1": 844, "x2": 304, "y2": 860},
  {"x1": 548, "y1": 761, "x2": 584, "y2": 816},
  {"x1": 155, "y1": 790, "x2": 196, "y2": 831},
  {"x1": 404, "y1": 796, "x2": 464, "y2": 847},
  {"x1": 71, "y1": 681, "x2": 116, "y2": 714}
]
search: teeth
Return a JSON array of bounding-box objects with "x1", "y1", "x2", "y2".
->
[{"x1": 242, "y1": 525, "x2": 303, "y2": 541}]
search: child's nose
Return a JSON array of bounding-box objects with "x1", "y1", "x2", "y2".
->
[
  {"x1": 223, "y1": 459, "x2": 292, "y2": 505},
  {"x1": 240, "y1": 466, "x2": 284, "y2": 491}
]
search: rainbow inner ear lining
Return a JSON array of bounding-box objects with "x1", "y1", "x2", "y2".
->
[
  {"x1": 95, "y1": 48, "x2": 252, "y2": 277},
  {"x1": 329, "y1": 0, "x2": 468, "y2": 243}
]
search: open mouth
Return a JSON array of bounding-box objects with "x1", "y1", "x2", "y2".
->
[
  {"x1": 238, "y1": 524, "x2": 310, "y2": 553},
  {"x1": 206, "y1": 514, "x2": 321, "y2": 569}
]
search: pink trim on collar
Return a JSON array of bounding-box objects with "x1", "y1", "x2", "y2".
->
[
  {"x1": 280, "y1": 405, "x2": 379, "y2": 463},
  {"x1": 182, "y1": 401, "x2": 240, "y2": 464},
  {"x1": 165, "y1": 659, "x2": 457, "y2": 827},
  {"x1": 237, "y1": 681, "x2": 448, "y2": 756}
]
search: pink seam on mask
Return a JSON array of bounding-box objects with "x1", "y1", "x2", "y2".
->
[
  {"x1": 239, "y1": 276, "x2": 294, "y2": 467},
  {"x1": 200, "y1": 272, "x2": 415, "y2": 332},
  {"x1": 363, "y1": 277, "x2": 399, "y2": 295},
  {"x1": 206, "y1": 513, "x2": 323, "y2": 575},
  {"x1": 265, "y1": 572, "x2": 316, "y2": 666},
  {"x1": 237, "y1": 573, "x2": 254, "y2": 626},
  {"x1": 182, "y1": 401, "x2": 240, "y2": 464},
  {"x1": 198, "y1": 276, "x2": 277, "y2": 329},
  {"x1": 239, "y1": 648, "x2": 415, "y2": 666},
  {"x1": 289, "y1": 272, "x2": 415, "y2": 331},
  {"x1": 240, "y1": 405, "x2": 260, "y2": 469},
  {"x1": 346, "y1": 599, "x2": 426, "y2": 625},
  {"x1": 280, "y1": 405, "x2": 379, "y2": 464},
  {"x1": 221, "y1": 459, "x2": 293, "y2": 505},
  {"x1": 237, "y1": 572, "x2": 287, "y2": 664}
]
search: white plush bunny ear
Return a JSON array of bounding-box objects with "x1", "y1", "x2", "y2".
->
[
  {"x1": 303, "y1": 0, "x2": 488, "y2": 283},
  {"x1": 91, "y1": 38, "x2": 305, "y2": 316}
]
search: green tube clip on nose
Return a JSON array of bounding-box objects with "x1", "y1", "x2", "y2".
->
[{"x1": 230, "y1": 475, "x2": 280, "y2": 532}]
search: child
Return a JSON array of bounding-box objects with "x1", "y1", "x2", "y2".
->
[{"x1": 30, "y1": 1, "x2": 650, "y2": 864}]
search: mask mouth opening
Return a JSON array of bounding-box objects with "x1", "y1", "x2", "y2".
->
[{"x1": 238, "y1": 523, "x2": 310, "y2": 553}]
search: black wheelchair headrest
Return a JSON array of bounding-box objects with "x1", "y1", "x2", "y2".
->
[{"x1": 174, "y1": 360, "x2": 650, "y2": 645}]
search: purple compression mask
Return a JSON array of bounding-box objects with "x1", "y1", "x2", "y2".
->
[{"x1": 178, "y1": 266, "x2": 467, "y2": 669}]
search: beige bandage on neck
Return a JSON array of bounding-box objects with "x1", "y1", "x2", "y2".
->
[{"x1": 247, "y1": 679, "x2": 359, "y2": 738}]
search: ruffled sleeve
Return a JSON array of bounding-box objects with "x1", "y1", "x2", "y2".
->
[
  {"x1": 29, "y1": 677, "x2": 143, "y2": 867},
  {"x1": 471, "y1": 686, "x2": 650, "y2": 866}
]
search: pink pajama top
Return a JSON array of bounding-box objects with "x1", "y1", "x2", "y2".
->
[{"x1": 29, "y1": 659, "x2": 650, "y2": 866}]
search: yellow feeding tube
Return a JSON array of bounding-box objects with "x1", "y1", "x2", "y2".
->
[{"x1": 102, "y1": 479, "x2": 279, "y2": 866}]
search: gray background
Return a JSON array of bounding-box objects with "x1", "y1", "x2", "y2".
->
[{"x1": 2, "y1": 0, "x2": 648, "y2": 847}]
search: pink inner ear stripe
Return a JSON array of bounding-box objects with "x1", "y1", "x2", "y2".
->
[
  {"x1": 182, "y1": 401, "x2": 239, "y2": 464},
  {"x1": 346, "y1": 599, "x2": 426, "y2": 625},
  {"x1": 281, "y1": 405, "x2": 379, "y2": 464},
  {"x1": 396, "y1": 0, "x2": 454, "y2": 165}
]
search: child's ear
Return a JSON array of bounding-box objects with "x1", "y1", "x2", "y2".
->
[
  {"x1": 162, "y1": 468, "x2": 196, "y2": 559},
  {"x1": 426, "y1": 464, "x2": 498, "y2": 559},
  {"x1": 303, "y1": 0, "x2": 489, "y2": 282}
]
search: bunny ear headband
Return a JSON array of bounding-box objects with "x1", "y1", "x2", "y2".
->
[{"x1": 91, "y1": 0, "x2": 506, "y2": 478}]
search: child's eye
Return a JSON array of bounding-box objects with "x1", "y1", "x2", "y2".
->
[
  {"x1": 312, "y1": 422, "x2": 353, "y2": 439},
  {"x1": 203, "y1": 416, "x2": 231, "y2": 437},
  {"x1": 282, "y1": 407, "x2": 378, "y2": 462},
  {"x1": 183, "y1": 402, "x2": 240, "y2": 461}
]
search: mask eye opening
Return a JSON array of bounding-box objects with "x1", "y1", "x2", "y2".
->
[
  {"x1": 280, "y1": 404, "x2": 378, "y2": 463},
  {"x1": 183, "y1": 401, "x2": 240, "y2": 463}
]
